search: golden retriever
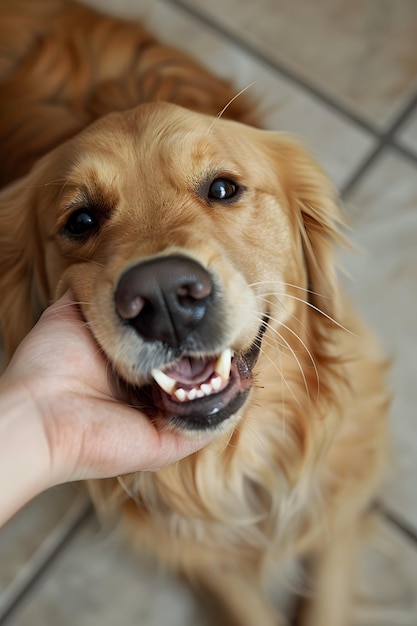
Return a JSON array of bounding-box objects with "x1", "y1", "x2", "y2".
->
[{"x1": 0, "y1": 2, "x2": 388, "y2": 624}]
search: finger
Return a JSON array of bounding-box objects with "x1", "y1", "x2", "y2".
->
[
  {"x1": 137, "y1": 427, "x2": 214, "y2": 472},
  {"x1": 104, "y1": 410, "x2": 214, "y2": 474},
  {"x1": 67, "y1": 398, "x2": 215, "y2": 480}
]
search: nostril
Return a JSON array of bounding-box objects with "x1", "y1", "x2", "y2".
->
[
  {"x1": 117, "y1": 293, "x2": 145, "y2": 321},
  {"x1": 177, "y1": 279, "x2": 212, "y2": 301}
]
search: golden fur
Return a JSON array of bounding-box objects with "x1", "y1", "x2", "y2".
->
[{"x1": 0, "y1": 2, "x2": 388, "y2": 624}]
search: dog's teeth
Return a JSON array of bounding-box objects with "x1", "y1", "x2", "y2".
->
[
  {"x1": 211, "y1": 375, "x2": 223, "y2": 392},
  {"x1": 214, "y1": 348, "x2": 233, "y2": 380},
  {"x1": 200, "y1": 383, "x2": 212, "y2": 395},
  {"x1": 188, "y1": 388, "x2": 199, "y2": 401},
  {"x1": 153, "y1": 354, "x2": 231, "y2": 404},
  {"x1": 151, "y1": 368, "x2": 177, "y2": 395},
  {"x1": 175, "y1": 388, "x2": 187, "y2": 402}
]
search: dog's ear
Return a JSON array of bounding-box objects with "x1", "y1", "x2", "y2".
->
[
  {"x1": 261, "y1": 133, "x2": 347, "y2": 321},
  {"x1": 0, "y1": 173, "x2": 48, "y2": 360}
]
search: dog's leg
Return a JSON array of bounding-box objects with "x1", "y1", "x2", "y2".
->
[{"x1": 295, "y1": 523, "x2": 358, "y2": 626}]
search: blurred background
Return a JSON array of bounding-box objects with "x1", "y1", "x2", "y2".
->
[{"x1": 1, "y1": 1, "x2": 416, "y2": 624}]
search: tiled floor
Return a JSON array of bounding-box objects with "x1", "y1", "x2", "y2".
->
[{"x1": 1, "y1": 0, "x2": 417, "y2": 624}]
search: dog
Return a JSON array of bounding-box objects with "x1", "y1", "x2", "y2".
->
[{"x1": 0, "y1": 2, "x2": 389, "y2": 624}]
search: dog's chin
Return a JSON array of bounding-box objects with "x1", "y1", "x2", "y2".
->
[{"x1": 120, "y1": 317, "x2": 268, "y2": 432}]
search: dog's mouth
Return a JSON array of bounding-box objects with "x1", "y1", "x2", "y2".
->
[{"x1": 127, "y1": 317, "x2": 268, "y2": 431}]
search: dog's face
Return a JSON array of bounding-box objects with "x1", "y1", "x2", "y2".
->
[{"x1": 0, "y1": 102, "x2": 342, "y2": 432}]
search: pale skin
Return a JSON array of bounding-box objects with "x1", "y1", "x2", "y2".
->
[{"x1": 0, "y1": 292, "x2": 213, "y2": 526}]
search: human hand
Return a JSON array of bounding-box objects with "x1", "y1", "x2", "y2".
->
[{"x1": 0, "y1": 291, "x2": 214, "y2": 513}]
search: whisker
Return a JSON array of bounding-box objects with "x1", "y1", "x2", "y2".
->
[
  {"x1": 258, "y1": 321, "x2": 311, "y2": 404},
  {"x1": 11, "y1": 177, "x2": 70, "y2": 192},
  {"x1": 206, "y1": 80, "x2": 259, "y2": 134},
  {"x1": 51, "y1": 299, "x2": 91, "y2": 312},
  {"x1": 255, "y1": 289, "x2": 355, "y2": 335},
  {"x1": 44, "y1": 177, "x2": 71, "y2": 187},
  {"x1": 254, "y1": 302, "x2": 320, "y2": 392},
  {"x1": 273, "y1": 321, "x2": 319, "y2": 400},
  {"x1": 215, "y1": 426, "x2": 236, "y2": 458},
  {"x1": 255, "y1": 340, "x2": 304, "y2": 411},
  {"x1": 284, "y1": 293, "x2": 356, "y2": 335},
  {"x1": 256, "y1": 295, "x2": 312, "y2": 346},
  {"x1": 260, "y1": 314, "x2": 319, "y2": 402},
  {"x1": 55, "y1": 175, "x2": 72, "y2": 209},
  {"x1": 248, "y1": 280, "x2": 324, "y2": 299}
]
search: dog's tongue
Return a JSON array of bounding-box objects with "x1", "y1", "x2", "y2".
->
[
  {"x1": 164, "y1": 356, "x2": 215, "y2": 385},
  {"x1": 151, "y1": 349, "x2": 234, "y2": 403}
]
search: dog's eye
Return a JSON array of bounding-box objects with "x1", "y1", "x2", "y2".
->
[
  {"x1": 64, "y1": 209, "x2": 98, "y2": 238},
  {"x1": 208, "y1": 178, "x2": 239, "y2": 201}
]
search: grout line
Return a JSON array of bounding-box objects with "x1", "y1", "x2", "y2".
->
[
  {"x1": 380, "y1": 504, "x2": 417, "y2": 546},
  {"x1": 391, "y1": 140, "x2": 417, "y2": 164},
  {"x1": 342, "y1": 92, "x2": 417, "y2": 197},
  {"x1": 340, "y1": 142, "x2": 385, "y2": 199},
  {"x1": 383, "y1": 91, "x2": 417, "y2": 140},
  {"x1": 0, "y1": 494, "x2": 93, "y2": 625},
  {"x1": 341, "y1": 138, "x2": 417, "y2": 200}
]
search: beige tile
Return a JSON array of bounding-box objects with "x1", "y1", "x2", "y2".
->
[
  {"x1": 0, "y1": 487, "x2": 88, "y2": 617},
  {"x1": 181, "y1": 0, "x2": 417, "y2": 129},
  {"x1": 82, "y1": 0, "x2": 152, "y2": 18},
  {"x1": 6, "y1": 517, "x2": 208, "y2": 626},
  {"x1": 85, "y1": 0, "x2": 375, "y2": 189},
  {"x1": 340, "y1": 151, "x2": 417, "y2": 532},
  {"x1": 0, "y1": 486, "x2": 80, "y2": 588},
  {"x1": 7, "y1": 512, "x2": 417, "y2": 626},
  {"x1": 398, "y1": 107, "x2": 417, "y2": 157},
  {"x1": 353, "y1": 517, "x2": 417, "y2": 625}
]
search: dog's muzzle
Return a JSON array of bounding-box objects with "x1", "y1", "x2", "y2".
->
[{"x1": 115, "y1": 254, "x2": 266, "y2": 430}]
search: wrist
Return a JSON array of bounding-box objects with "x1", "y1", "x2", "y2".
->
[{"x1": 0, "y1": 378, "x2": 54, "y2": 525}]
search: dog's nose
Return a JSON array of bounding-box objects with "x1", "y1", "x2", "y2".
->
[{"x1": 115, "y1": 255, "x2": 213, "y2": 347}]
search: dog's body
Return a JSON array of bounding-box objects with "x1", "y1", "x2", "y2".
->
[{"x1": 0, "y1": 2, "x2": 388, "y2": 625}]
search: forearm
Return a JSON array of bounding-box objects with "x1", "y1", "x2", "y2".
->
[{"x1": 0, "y1": 380, "x2": 52, "y2": 526}]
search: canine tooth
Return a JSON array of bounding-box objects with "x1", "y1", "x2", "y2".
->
[
  {"x1": 175, "y1": 388, "x2": 187, "y2": 402},
  {"x1": 214, "y1": 348, "x2": 233, "y2": 380},
  {"x1": 195, "y1": 389, "x2": 205, "y2": 399},
  {"x1": 151, "y1": 369, "x2": 177, "y2": 395}
]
